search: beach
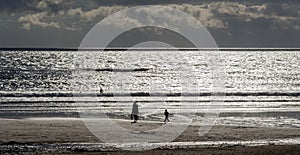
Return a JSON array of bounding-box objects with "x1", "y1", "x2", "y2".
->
[{"x1": 0, "y1": 118, "x2": 300, "y2": 154}]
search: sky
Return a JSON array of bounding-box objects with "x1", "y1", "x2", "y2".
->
[{"x1": 0, "y1": 0, "x2": 299, "y2": 48}]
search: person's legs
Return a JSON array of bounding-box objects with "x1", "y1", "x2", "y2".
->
[
  {"x1": 164, "y1": 116, "x2": 170, "y2": 122},
  {"x1": 134, "y1": 115, "x2": 138, "y2": 123},
  {"x1": 164, "y1": 116, "x2": 168, "y2": 123},
  {"x1": 131, "y1": 114, "x2": 137, "y2": 123}
]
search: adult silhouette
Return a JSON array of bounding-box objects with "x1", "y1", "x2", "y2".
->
[
  {"x1": 164, "y1": 109, "x2": 170, "y2": 123},
  {"x1": 131, "y1": 102, "x2": 139, "y2": 123}
]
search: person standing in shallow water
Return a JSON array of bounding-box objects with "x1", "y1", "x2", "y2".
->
[
  {"x1": 131, "y1": 102, "x2": 139, "y2": 123},
  {"x1": 164, "y1": 109, "x2": 170, "y2": 123}
]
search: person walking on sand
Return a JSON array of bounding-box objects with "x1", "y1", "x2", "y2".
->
[
  {"x1": 164, "y1": 109, "x2": 170, "y2": 123},
  {"x1": 131, "y1": 102, "x2": 139, "y2": 123}
]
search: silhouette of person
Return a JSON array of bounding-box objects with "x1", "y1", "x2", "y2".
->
[
  {"x1": 99, "y1": 87, "x2": 103, "y2": 94},
  {"x1": 131, "y1": 102, "x2": 139, "y2": 123},
  {"x1": 164, "y1": 109, "x2": 170, "y2": 123}
]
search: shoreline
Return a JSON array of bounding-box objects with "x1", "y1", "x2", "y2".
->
[{"x1": 0, "y1": 118, "x2": 300, "y2": 154}]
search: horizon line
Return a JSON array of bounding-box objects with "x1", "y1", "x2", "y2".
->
[{"x1": 1, "y1": 47, "x2": 300, "y2": 51}]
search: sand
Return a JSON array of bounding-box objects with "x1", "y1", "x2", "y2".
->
[{"x1": 0, "y1": 118, "x2": 300, "y2": 154}]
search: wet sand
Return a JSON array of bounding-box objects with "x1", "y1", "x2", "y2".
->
[
  {"x1": 0, "y1": 118, "x2": 300, "y2": 154},
  {"x1": 58, "y1": 145, "x2": 300, "y2": 155}
]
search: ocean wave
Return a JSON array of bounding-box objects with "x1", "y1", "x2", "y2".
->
[
  {"x1": 1, "y1": 100, "x2": 300, "y2": 104},
  {"x1": 0, "y1": 92, "x2": 300, "y2": 97},
  {"x1": 0, "y1": 68, "x2": 150, "y2": 73}
]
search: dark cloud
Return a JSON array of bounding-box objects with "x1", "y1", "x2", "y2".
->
[
  {"x1": 211, "y1": 17, "x2": 300, "y2": 48},
  {"x1": 0, "y1": 0, "x2": 33, "y2": 12},
  {"x1": 0, "y1": 0, "x2": 26, "y2": 9},
  {"x1": 0, "y1": 0, "x2": 299, "y2": 48}
]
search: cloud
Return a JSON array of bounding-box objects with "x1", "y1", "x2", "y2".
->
[
  {"x1": 63, "y1": 2, "x2": 297, "y2": 30},
  {"x1": 66, "y1": 4, "x2": 226, "y2": 29},
  {"x1": 15, "y1": 1, "x2": 300, "y2": 31},
  {"x1": 36, "y1": 1, "x2": 48, "y2": 10},
  {"x1": 210, "y1": 2, "x2": 296, "y2": 23},
  {"x1": 170, "y1": 2, "x2": 298, "y2": 30},
  {"x1": 18, "y1": 12, "x2": 60, "y2": 30},
  {"x1": 67, "y1": 6, "x2": 125, "y2": 22},
  {"x1": 18, "y1": 0, "x2": 75, "y2": 30},
  {"x1": 169, "y1": 4, "x2": 226, "y2": 29},
  {"x1": 22, "y1": 23, "x2": 31, "y2": 30}
]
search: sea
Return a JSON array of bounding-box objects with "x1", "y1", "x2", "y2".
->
[{"x1": 0, "y1": 49, "x2": 300, "y2": 129}]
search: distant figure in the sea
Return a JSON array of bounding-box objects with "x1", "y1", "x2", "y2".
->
[
  {"x1": 131, "y1": 102, "x2": 139, "y2": 123},
  {"x1": 99, "y1": 87, "x2": 103, "y2": 94},
  {"x1": 164, "y1": 109, "x2": 170, "y2": 123}
]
